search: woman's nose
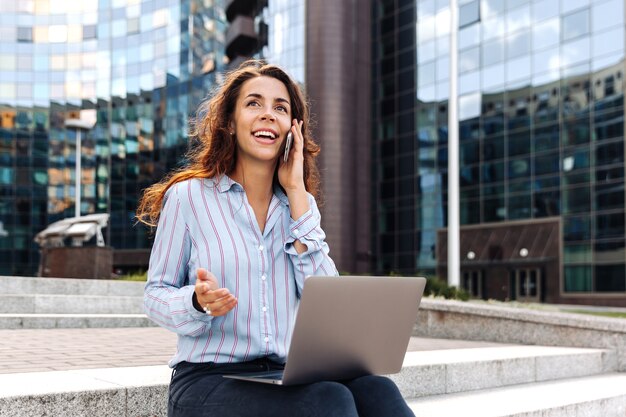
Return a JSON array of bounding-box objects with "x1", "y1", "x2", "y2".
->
[{"x1": 260, "y1": 110, "x2": 276, "y2": 121}]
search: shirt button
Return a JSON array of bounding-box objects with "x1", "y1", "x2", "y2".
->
[
  {"x1": 294, "y1": 228, "x2": 299, "y2": 234},
  {"x1": 262, "y1": 306, "x2": 267, "y2": 312},
  {"x1": 264, "y1": 337, "x2": 269, "y2": 342},
  {"x1": 261, "y1": 275, "x2": 266, "y2": 281},
  {"x1": 258, "y1": 245, "x2": 264, "y2": 251}
]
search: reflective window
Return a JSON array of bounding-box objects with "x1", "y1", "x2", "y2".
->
[
  {"x1": 83, "y1": 25, "x2": 97, "y2": 40},
  {"x1": 534, "y1": 190, "x2": 560, "y2": 217},
  {"x1": 508, "y1": 131, "x2": 530, "y2": 157},
  {"x1": 564, "y1": 266, "x2": 592, "y2": 291},
  {"x1": 17, "y1": 27, "x2": 32, "y2": 43},
  {"x1": 506, "y1": 55, "x2": 530, "y2": 83},
  {"x1": 563, "y1": 186, "x2": 590, "y2": 214},
  {"x1": 506, "y1": 4, "x2": 530, "y2": 32},
  {"x1": 459, "y1": 0, "x2": 480, "y2": 28},
  {"x1": 594, "y1": 240, "x2": 625, "y2": 263},
  {"x1": 459, "y1": 92, "x2": 481, "y2": 120},
  {"x1": 507, "y1": 0, "x2": 529, "y2": 9},
  {"x1": 596, "y1": 183, "x2": 625, "y2": 211},
  {"x1": 564, "y1": 244, "x2": 592, "y2": 263},
  {"x1": 482, "y1": 39, "x2": 503, "y2": 66},
  {"x1": 418, "y1": 61, "x2": 436, "y2": 87},
  {"x1": 482, "y1": 162, "x2": 504, "y2": 183},
  {"x1": 483, "y1": 196, "x2": 505, "y2": 221},
  {"x1": 507, "y1": 30, "x2": 530, "y2": 59},
  {"x1": 459, "y1": 23, "x2": 480, "y2": 49},
  {"x1": 596, "y1": 212, "x2": 625, "y2": 239},
  {"x1": 563, "y1": 117, "x2": 591, "y2": 145},
  {"x1": 562, "y1": 9, "x2": 589, "y2": 41},
  {"x1": 534, "y1": 152, "x2": 560, "y2": 176},
  {"x1": 508, "y1": 158, "x2": 530, "y2": 179},
  {"x1": 563, "y1": 0, "x2": 589, "y2": 14},
  {"x1": 508, "y1": 193, "x2": 531, "y2": 219},
  {"x1": 562, "y1": 37, "x2": 590, "y2": 68},
  {"x1": 592, "y1": 27, "x2": 624, "y2": 60},
  {"x1": 597, "y1": 141, "x2": 624, "y2": 166},
  {"x1": 592, "y1": 0, "x2": 624, "y2": 32},
  {"x1": 481, "y1": 0, "x2": 504, "y2": 18},
  {"x1": 532, "y1": 18, "x2": 559, "y2": 51},
  {"x1": 482, "y1": 15, "x2": 504, "y2": 41},
  {"x1": 595, "y1": 264, "x2": 626, "y2": 291},
  {"x1": 482, "y1": 63, "x2": 505, "y2": 90},
  {"x1": 483, "y1": 136, "x2": 504, "y2": 159},
  {"x1": 459, "y1": 70, "x2": 479, "y2": 94},
  {"x1": 459, "y1": 46, "x2": 480, "y2": 72},
  {"x1": 532, "y1": 0, "x2": 559, "y2": 22},
  {"x1": 563, "y1": 215, "x2": 591, "y2": 241}
]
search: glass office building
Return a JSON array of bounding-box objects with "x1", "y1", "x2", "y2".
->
[
  {"x1": 372, "y1": 0, "x2": 626, "y2": 305},
  {"x1": 260, "y1": 0, "x2": 306, "y2": 84},
  {"x1": 0, "y1": 0, "x2": 227, "y2": 275}
]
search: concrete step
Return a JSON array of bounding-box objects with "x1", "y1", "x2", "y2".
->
[
  {"x1": 390, "y1": 345, "x2": 614, "y2": 398},
  {"x1": 0, "y1": 294, "x2": 143, "y2": 314},
  {"x1": 0, "y1": 275, "x2": 145, "y2": 297},
  {"x1": 0, "y1": 345, "x2": 617, "y2": 416},
  {"x1": 407, "y1": 373, "x2": 626, "y2": 417},
  {"x1": 0, "y1": 314, "x2": 156, "y2": 329}
]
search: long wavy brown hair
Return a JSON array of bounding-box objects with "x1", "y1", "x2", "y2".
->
[{"x1": 136, "y1": 59, "x2": 321, "y2": 227}]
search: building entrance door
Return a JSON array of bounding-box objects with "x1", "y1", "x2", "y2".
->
[
  {"x1": 462, "y1": 269, "x2": 483, "y2": 298},
  {"x1": 511, "y1": 268, "x2": 542, "y2": 302}
]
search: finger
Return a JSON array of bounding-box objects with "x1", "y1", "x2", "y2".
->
[
  {"x1": 198, "y1": 269, "x2": 220, "y2": 292},
  {"x1": 293, "y1": 119, "x2": 304, "y2": 153},
  {"x1": 197, "y1": 268, "x2": 210, "y2": 281},
  {"x1": 204, "y1": 288, "x2": 231, "y2": 303},
  {"x1": 209, "y1": 296, "x2": 238, "y2": 316}
]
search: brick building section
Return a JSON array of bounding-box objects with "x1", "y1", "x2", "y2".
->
[{"x1": 306, "y1": 1, "x2": 372, "y2": 274}]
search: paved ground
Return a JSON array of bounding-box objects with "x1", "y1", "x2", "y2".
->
[{"x1": 0, "y1": 327, "x2": 510, "y2": 375}]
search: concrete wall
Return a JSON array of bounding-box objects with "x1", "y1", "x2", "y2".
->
[
  {"x1": 40, "y1": 247, "x2": 113, "y2": 279},
  {"x1": 415, "y1": 298, "x2": 626, "y2": 371}
]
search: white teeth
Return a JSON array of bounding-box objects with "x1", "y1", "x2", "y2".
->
[{"x1": 254, "y1": 131, "x2": 276, "y2": 139}]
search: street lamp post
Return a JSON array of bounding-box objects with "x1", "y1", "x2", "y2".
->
[
  {"x1": 64, "y1": 118, "x2": 95, "y2": 218},
  {"x1": 448, "y1": 0, "x2": 460, "y2": 287}
]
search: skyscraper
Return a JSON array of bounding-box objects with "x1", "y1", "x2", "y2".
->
[
  {"x1": 372, "y1": 0, "x2": 626, "y2": 306},
  {"x1": 0, "y1": 0, "x2": 228, "y2": 275}
]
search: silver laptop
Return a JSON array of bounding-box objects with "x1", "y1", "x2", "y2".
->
[{"x1": 223, "y1": 275, "x2": 426, "y2": 386}]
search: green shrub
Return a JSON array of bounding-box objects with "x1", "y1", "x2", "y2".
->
[
  {"x1": 424, "y1": 276, "x2": 470, "y2": 301},
  {"x1": 117, "y1": 271, "x2": 148, "y2": 281},
  {"x1": 386, "y1": 272, "x2": 469, "y2": 301}
]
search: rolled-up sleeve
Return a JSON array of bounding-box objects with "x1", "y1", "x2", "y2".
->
[
  {"x1": 284, "y1": 194, "x2": 338, "y2": 293},
  {"x1": 144, "y1": 186, "x2": 213, "y2": 336}
]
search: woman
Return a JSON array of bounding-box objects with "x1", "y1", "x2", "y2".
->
[{"x1": 136, "y1": 60, "x2": 415, "y2": 417}]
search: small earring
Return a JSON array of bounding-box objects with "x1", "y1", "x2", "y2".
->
[{"x1": 230, "y1": 131, "x2": 235, "y2": 135}]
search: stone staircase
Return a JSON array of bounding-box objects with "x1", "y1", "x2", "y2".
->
[
  {"x1": 1, "y1": 275, "x2": 626, "y2": 416},
  {"x1": 0, "y1": 275, "x2": 154, "y2": 329},
  {"x1": 1, "y1": 342, "x2": 624, "y2": 416},
  {"x1": 400, "y1": 345, "x2": 626, "y2": 416}
]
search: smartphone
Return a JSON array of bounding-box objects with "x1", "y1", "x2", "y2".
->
[{"x1": 283, "y1": 131, "x2": 293, "y2": 162}]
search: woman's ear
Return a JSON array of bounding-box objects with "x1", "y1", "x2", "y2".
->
[{"x1": 229, "y1": 120, "x2": 235, "y2": 136}]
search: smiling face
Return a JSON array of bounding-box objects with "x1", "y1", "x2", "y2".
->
[{"x1": 230, "y1": 75, "x2": 292, "y2": 165}]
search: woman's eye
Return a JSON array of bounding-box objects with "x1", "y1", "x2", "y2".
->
[
  {"x1": 247, "y1": 101, "x2": 260, "y2": 107},
  {"x1": 276, "y1": 105, "x2": 287, "y2": 112}
]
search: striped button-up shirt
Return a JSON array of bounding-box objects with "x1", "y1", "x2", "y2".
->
[{"x1": 144, "y1": 176, "x2": 338, "y2": 367}]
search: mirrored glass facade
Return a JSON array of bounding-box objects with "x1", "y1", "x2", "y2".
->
[
  {"x1": 372, "y1": 0, "x2": 626, "y2": 303},
  {"x1": 260, "y1": 0, "x2": 305, "y2": 83},
  {"x1": 0, "y1": 0, "x2": 227, "y2": 275}
]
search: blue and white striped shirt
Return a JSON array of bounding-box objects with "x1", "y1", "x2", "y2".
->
[{"x1": 144, "y1": 176, "x2": 338, "y2": 367}]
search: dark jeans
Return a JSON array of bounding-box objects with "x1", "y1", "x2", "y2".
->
[{"x1": 169, "y1": 358, "x2": 415, "y2": 417}]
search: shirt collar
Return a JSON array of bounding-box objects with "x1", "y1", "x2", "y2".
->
[
  {"x1": 214, "y1": 175, "x2": 242, "y2": 193},
  {"x1": 213, "y1": 175, "x2": 290, "y2": 206}
]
